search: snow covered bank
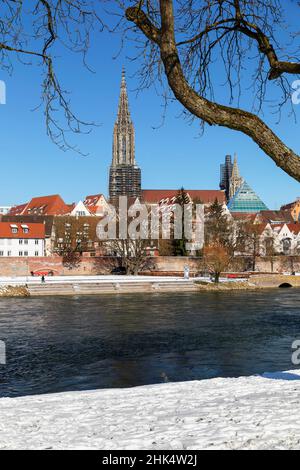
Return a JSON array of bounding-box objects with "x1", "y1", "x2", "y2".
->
[{"x1": 1, "y1": 371, "x2": 300, "y2": 450}]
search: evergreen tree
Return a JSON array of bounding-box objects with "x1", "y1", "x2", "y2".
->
[
  {"x1": 173, "y1": 188, "x2": 190, "y2": 256},
  {"x1": 205, "y1": 199, "x2": 234, "y2": 252}
]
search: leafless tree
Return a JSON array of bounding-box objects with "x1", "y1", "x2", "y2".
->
[
  {"x1": 62, "y1": 249, "x2": 82, "y2": 270},
  {"x1": 236, "y1": 220, "x2": 263, "y2": 271},
  {"x1": 107, "y1": 238, "x2": 153, "y2": 275},
  {"x1": 0, "y1": 1, "x2": 105, "y2": 152},
  {"x1": 264, "y1": 234, "x2": 277, "y2": 273},
  {"x1": 201, "y1": 242, "x2": 232, "y2": 283},
  {"x1": 4, "y1": 1, "x2": 300, "y2": 179},
  {"x1": 122, "y1": 0, "x2": 300, "y2": 181}
]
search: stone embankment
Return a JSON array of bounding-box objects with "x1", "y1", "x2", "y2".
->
[
  {"x1": 23, "y1": 279, "x2": 258, "y2": 296},
  {"x1": 196, "y1": 281, "x2": 259, "y2": 291},
  {"x1": 249, "y1": 274, "x2": 300, "y2": 289},
  {"x1": 0, "y1": 274, "x2": 299, "y2": 297},
  {"x1": 27, "y1": 279, "x2": 200, "y2": 296}
]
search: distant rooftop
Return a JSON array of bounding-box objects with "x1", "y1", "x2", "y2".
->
[{"x1": 142, "y1": 189, "x2": 226, "y2": 205}]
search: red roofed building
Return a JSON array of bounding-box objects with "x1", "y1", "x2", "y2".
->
[
  {"x1": 287, "y1": 224, "x2": 300, "y2": 236},
  {"x1": 281, "y1": 198, "x2": 300, "y2": 222},
  {"x1": 23, "y1": 195, "x2": 70, "y2": 216},
  {"x1": 9, "y1": 195, "x2": 70, "y2": 217},
  {"x1": 83, "y1": 194, "x2": 110, "y2": 216},
  {"x1": 255, "y1": 210, "x2": 294, "y2": 225},
  {"x1": 141, "y1": 189, "x2": 225, "y2": 206},
  {"x1": 230, "y1": 212, "x2": 258, "y2": 223},
  {"x1": 9, "y1": 203, "x2": 28, "y2": 216},
  {"x1": 0, "y1": 222, "x2": 45, "y2": 257}
]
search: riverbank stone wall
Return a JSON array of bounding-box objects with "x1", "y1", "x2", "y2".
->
[{"x1": 0, "y1": 255, "x2": 300, "y2": 277}]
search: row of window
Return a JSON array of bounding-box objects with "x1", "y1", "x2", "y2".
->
[
  {"x1": 11, "y1": 228, "x2": 29, "y2": 234},
  {"x1": 0, "y1": 251, "x2": 40, "y2": 257},
  {"x1": 0, "y1": 239, "x2": 40, "y2": 245}
]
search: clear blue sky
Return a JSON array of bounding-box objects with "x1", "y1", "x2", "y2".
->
[{"x1": 0, "y1": 5, "x2": 299, "y2": 210}]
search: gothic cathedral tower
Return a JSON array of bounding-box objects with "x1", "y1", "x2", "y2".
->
[{"x1": 109, "y1": 69, "x2": 142, "y2": 203}]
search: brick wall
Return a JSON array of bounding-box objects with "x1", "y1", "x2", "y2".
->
[
  {"x1": 0, "y1": 256, "x2": 200, "y2": 277},
  {"x1": 0, "y1": 257, "x2": 64, "y2": 276},
  {"x1": 0, "y1": 255, "x2": 299, "y2": 277}
]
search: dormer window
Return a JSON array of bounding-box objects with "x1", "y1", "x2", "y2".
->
[
  {"x1": 10, "y1": 224, "x2": 18, "y2": 234},
  {"x1": 21, "y1": 225, "x2": 29, "y2": 234}
]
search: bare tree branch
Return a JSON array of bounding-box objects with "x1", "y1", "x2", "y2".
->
[
  {"x1": 0, "y1": 0, "x2": 105, "y2": 152},
  {"x1": 125, "y1": 0, "x2": 300, "y2": 182}
]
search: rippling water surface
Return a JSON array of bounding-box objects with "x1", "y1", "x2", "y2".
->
[{"x1": 0, "y1": 290, "x2": 300, "y2": 397}]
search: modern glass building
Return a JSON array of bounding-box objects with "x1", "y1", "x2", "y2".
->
[{"x1": 227, "y1": 181, "x2": 269, "y2": 213}]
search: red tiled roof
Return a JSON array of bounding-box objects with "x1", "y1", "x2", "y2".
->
[
  {"x1": 84, "y1": 194, "x2": 104, "y2": 207},
  {"x1": 88, "y1": 206, "x2": 102, "y2": 214},
  {"x1": 281, "y1": 203, "x2": 294, "y2": 210},
  {"x1": 66, "y1": 203, "x2": 76, "y2": 212},
  {"x1": 9, "y1": 203, "x2": 28, "y2": 216},
  {"x1": 271, "y1": 224, "x2": 292, "y2": 235},
  {"x1": 142, "y1": 190, "x2": 225, "y2": 205},
  {"x1": 22, "y1": 195, "x2": 69, "y2": 216},
  {"x1": 0, "y1": 222, "x2": 45, "y2": 239},
  {"x1": 287, "y1": 224, "x2": 300, "y2": 235},
  {"x1": 258, "y1": 210, "x2": 294, "y2": 224},
  {"x1": 230, "y1": 212, "x2": 257, "y2": 221},
  {"x1": 281, "y1": 200, "x2": 300, "y2": 210}
]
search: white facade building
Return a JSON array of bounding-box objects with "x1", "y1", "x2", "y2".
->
[
  {"x1": 0, "y1": 206, "x2": 11, "y2": 216},
  {"x1": 70, "y1": 201, "x2": 92, "y2": 217},
  {"x1": 0, "y1": 222, "x2": 45, "y2": 257}
]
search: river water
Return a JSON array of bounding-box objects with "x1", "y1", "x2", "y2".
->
[{"x1": 0, "y1": 290, "x2": 300, "y2": 397}]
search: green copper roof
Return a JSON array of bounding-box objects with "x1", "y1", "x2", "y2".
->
[{"x1": 227, "y1": 181, "x2": 269, "y2": 213}]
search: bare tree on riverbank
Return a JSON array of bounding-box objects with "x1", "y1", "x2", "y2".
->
[{"x1": 102, "y1": 238, "x2": 154, "y2": 275}]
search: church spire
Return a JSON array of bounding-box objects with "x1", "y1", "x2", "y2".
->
[
  {"x1": 116, "y1": 67, "x2": 132, "y2": 129},
  {"x1": 112, "y1": 68, "x2": 136, "y2": 167},
  {"x1": 109, "y1": 69, "x2": 141, "y2": 202},
  {"x1": 229, "y1": 153, "x2": 244, "y2": 200},
  {"x1": 231, "y1": 153, "x2": 240, "y2": 179}
]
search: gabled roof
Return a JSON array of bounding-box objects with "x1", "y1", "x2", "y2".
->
[
  {"x1": 270, "y1": 223, "x2": 285, "y2": 232},
  {"x1": 84, "y1": 194, "x2": 105, "y2": 207},
  {"x1": 230, "y1": 212, "x2": 258, "y2": 221},
  {"x1": 24, "y1": 195, "x2": 69, "y2": 216},
  {"x1": 0, "y1": 222, "x2": 45, "y2": 239},
  {"x1": 287, "y1": 224, "x2": 300, "y2": 235},
  {"x1": 2, "y1": 215, "x2": 54, "y2": 237},
  {"x1": 227, "y1": 181, "x2": 268, "y2": 213},
  {"x1": 257, "y1": 210, "x2": 294, "y2": 225},
  {"x1": 142, "y1": 190, "x2": 226, "y2": 205},
  {"x1": 9, "y1": 203, "x2": 28, "y2": 216},
  {"x1": 281, "y1": 200, "x2": 300, "y2": 210},
  {"x1": 70, "y1": 201, "x2": 92, "y2": 216}
]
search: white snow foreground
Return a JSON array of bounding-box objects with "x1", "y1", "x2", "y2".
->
[{"x1": 1, "y1": 370, "x2": 300, "y2": 450}]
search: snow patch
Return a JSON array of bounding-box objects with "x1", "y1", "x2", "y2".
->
[{"x1": 1, "y1": 371, "x2": 300, "y2": 450}]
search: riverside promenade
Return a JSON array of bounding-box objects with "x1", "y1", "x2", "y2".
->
[
  {"x1": 0, "y1": 274, "x2": 297, "y2": 296},
  {"x1": 0, "y1": 275, "x2": 203, "y2": 296}
]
